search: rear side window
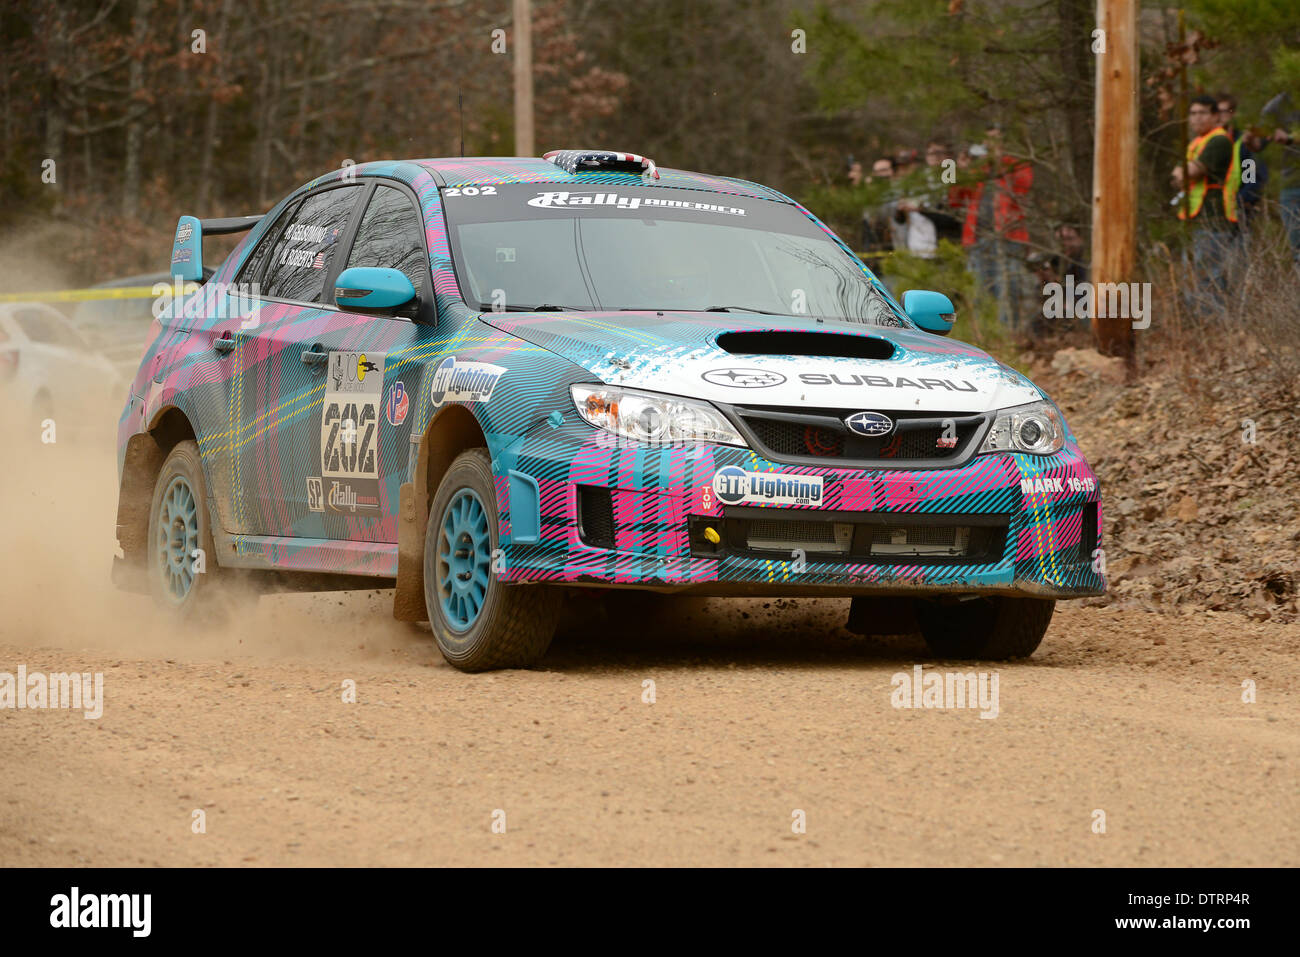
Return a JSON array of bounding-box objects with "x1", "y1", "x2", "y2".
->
[
  {"x1": 261, "y1": 185, "x2": 363, "y2": 303},
  {"x1": 345, "y1": 186, "x2": 427, "y2": 293},
  {"x1": 237, "y1": 200, "x2": 300, "y2": 288}
]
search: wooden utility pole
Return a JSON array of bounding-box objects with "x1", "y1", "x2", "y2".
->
[
  {"x1": 1090, "y1": 0, "x2": 1138, "y2": 364},
  {"x1": 513, "y1": 0, "x2": 534, "y2": 156}
]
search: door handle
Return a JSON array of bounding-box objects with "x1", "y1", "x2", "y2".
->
[
  {"x1": 301, "y1": 348, "x2": 329, "y2": 367},
  {"x1": 213, "y1": 335, "x2": 235, "y2": 354}
]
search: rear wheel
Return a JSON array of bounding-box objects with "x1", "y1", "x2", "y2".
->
[
  {"x1": 423, "y1": 449, "x2": 560, "y2": 671},
  {"x1": 146, "y1": 440, "x2": 224, "y2": 620},
  {"x1": 913, "y1": 596, "x2": 1054, "y2": 660}
]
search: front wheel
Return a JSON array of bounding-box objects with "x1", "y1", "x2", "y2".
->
[
  {"x1": 913, "y1": 596, "x2": 1055, "y2": 660},
  {"x1": 423, "y1": 449, "x2": 560, "y2": 671}
]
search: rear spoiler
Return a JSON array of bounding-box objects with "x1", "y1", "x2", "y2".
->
[{"x1": 170, "y1": 214, "x2": 263, "y2": 282}]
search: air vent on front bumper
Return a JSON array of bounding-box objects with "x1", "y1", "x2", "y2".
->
[
  {"x1": 727, "y1": 405, "x2": 988, "y2": 469},
  {"x1": 577, "y1": 485, "x2": 616, "y2": 549},
  {"x1": 689, "y1": 508, "x2": 1008, "y2": 565}
]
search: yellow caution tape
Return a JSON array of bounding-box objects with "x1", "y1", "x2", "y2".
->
[{"x1": 0, "y1": 283, "x2": 200, "y2": 304}]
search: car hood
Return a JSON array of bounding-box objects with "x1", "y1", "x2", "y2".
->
[{"x1": 481, "y1": 311, "x2": 1043, "y2": 413}]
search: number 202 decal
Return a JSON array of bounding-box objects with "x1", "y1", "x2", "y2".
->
[
  {"x1": 443, "y1": 186, "x2": 497, "y2": 197},
  {"x1": 322, "y1": 401, "x2": 378, "y2": 477}
]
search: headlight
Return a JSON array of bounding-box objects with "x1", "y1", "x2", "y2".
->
[
  {"x1": 979, "y1": 400, "x2": 1065, "y2": 455},
  {"x1": 570, "y1": 384, "x2": 746, "y2": 447}
]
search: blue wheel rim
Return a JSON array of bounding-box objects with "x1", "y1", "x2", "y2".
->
[
  {"x1": 156, "y1": 475, "x2": 199, "y2": 604},
  {"x1": 436, "y1": 488, "x2": 492, "y2": 631}
]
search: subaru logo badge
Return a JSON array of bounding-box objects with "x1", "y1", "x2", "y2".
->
[
  {"x1": 701, "y1": 367, "x2": 787, "y2": 388},
  {"x1": 845, "y1": 411, "x2": 893, "y2": 437}
]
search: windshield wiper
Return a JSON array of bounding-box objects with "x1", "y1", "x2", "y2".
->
[
  {"x1": 702, "y1": 305, "x2": 783, "y2": 315},
  {"x1": 498, "y1": 304, "x2": 586, "y2": 312}
]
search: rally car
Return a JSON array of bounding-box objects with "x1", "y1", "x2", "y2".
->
[{"x1": 114, "y1": 149, "x2": 1104, "y2": 670}]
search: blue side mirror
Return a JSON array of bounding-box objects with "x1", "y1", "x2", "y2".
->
[
  {"x1": 903, "y1": 289, "x2": 956, "y2": 335},
  {"x1": 334, "y1": 267, "x2": 417, "y2": 311}
]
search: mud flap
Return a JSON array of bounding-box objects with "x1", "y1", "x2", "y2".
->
[
  {"x1": 846, "y1": 596, "x2": 920, "y2": 636},
  {"x1": 393, "y1": 480, "x2": 427, "y2": 621},
  {"x1": 115, "y1": 432, "x2": 166, "y2": 570}
]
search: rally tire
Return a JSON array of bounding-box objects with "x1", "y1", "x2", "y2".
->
[
  {"x1": 913, "y1": 596, "x2": 1054, "y2": 660},
  {"x1": 146, "y1": 440, "x2": 225, "y2": 622},
  {"x1": 423, "y1": 448, "x2": 560, "y2": 671}
]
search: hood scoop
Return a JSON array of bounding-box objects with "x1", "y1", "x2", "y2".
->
[{"x1": 715, "y1": 330, "x2": 895, "y2": 360}]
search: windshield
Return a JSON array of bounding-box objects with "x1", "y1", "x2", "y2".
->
[{"x1": 441, "y1": 184, "x2": 908, "y2": 326}]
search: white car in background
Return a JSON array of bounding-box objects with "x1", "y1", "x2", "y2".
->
[{"x1": 0, "y1": 301, "x2": 121, "y2": 432}]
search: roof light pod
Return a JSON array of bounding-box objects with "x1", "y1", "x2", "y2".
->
[{"x1": 543, "y1": 149, "x2": 660, "y2": 179}]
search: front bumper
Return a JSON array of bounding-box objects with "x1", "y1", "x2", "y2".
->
[{"x1": 492, "y1": 424, "x2": 1105, "y2": 599}]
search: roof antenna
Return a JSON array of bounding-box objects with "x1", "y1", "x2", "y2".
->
[{"x1": 458, "y1": 88, "x2": 465, "y2": 157}]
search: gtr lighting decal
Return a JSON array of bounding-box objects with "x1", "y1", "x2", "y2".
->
[
  {"x1": 701, "y1": 367, "x2": 786, "y2": 388},
  {"x1": 844, "y1": 411, "x2": 893, "y2": 436},
  {"x1": 711, "y1": 466, "x2": 824, "y2": 507},
  {"x1": 428, "y1": 356, "x2": 506, "y2": 407}
]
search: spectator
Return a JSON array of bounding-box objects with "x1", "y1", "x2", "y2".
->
[
  {"x1": 893, "y1": 197, "x2": 938, "y2": 258},
  {"x1": 895, "y1": 148, "x2": 921, "y2": 181},
  {"x1": 1259, "y1": 92, "x2": 1300, "y2": 265},
  {"x1": 891, "y1": 141, "x2": 964, "y2": 254},
  {"x1": 1054, "y1": 223, "x2": 1089, "y2": 286},
  {"x1": 1173, "y1": 94, "x2": 1238, "y2": 306},
  {"x1": 963, "y1": 125, "x2": 1034, "y2": 329},
  {"x1": 924, "y1": 140, "x2": 949, "y2": 172},
  {"x1": 1216, "y1": 92, "x2": 1265, "y2": 226},
  {"x1": 860, "y1": 156, "x2": 900, "y2": 255}
]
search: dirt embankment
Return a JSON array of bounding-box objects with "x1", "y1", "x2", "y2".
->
[{"x1": 1037, "y1": 346, "x2": 1299, "y2": 623}]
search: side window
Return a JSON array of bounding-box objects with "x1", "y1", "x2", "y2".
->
[
  {"x1": 345, "y1": 186, "x2": 427, "y2": 293},
  {"x1": 261, "y1": 185, "x2": 363, "y2": 303},
  {"x1": 236, "y1": 199, "x2": 299, "y2": 288},
  {"x1": 47, "y1": 314, "x2": 88, "y2": 350},
  {"x1": 15, "y1": 310, "x2": 54, "y2": 344}
]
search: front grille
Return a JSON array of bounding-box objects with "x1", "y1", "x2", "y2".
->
[
  {"x1": 690, "y1": 507, "x2": 1008, "y2": 565},
  {"x1": 749, "y1": 419, "x2": 846, "y2": 458},
  {"x1": 867, "y1": 524, "x2": 969, "y2": 555},
  {"x1": 730, "y1": 405, "x2": 986, "y2": 468},
  {"x1": 747, "y1": 518, "x2": 853, "y2": 554}
]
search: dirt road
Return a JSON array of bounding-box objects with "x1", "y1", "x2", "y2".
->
[
  {"x1": 3, "y1": 592, "x2": 1296, "y2": 866},
  {"x1": 1, "y1": 415, "x2": 1296, "y2": 867}
]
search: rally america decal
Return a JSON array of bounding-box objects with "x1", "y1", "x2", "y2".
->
[
  {"x1": 320, "y1": 351, "x2": 383, "y2": 513},
  {"x1": 712, "y1": 466, "x2": 824, "y2": 507},
  {"x1": 429, "y1": 356, "x2": 505, "y2": 408},
  {"x1": 526, "y1": 191, "x2": 746, "y2": 217}
]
